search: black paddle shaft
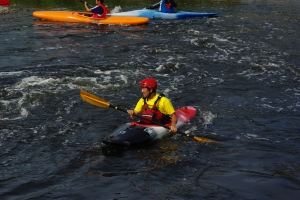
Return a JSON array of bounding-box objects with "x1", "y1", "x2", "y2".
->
[{"x1": 78, "y1": 0, "x2": 93, "y2": 8}]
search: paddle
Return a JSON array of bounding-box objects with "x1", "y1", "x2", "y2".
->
[
  {"x1": 146, "y1": 2, "x2": 160, "y2": 10},
  {"x1": 78, "y1": 0, "x2": 93, "y2": 8},
  {"x1": 80, "y1": 90, "x2": 217, "y2": 143}
]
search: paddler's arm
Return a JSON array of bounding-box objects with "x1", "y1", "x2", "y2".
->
[
  {"x1": 128, "y1": 99, "x2": 143, "y2": 119},
  {"x1": 169, "y1": 112, "x2": 177, "y2": 132},
  {"x1": 84, "y1": 2, "x2": 91, "y2": 11},
  {"x1": 127, "y1": 109, "x2": 139, "y2": 119}
]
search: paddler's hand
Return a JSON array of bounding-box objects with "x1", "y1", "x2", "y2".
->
[
  {"x1": 127, "y1": 110, "x2": 135, "y2": 119},
  {"x1": 169, "y1": 113, "x2": 178, "y2": 132},
  {"x1": 169, "y1": 124, "x2": 177, "y2": 133}
]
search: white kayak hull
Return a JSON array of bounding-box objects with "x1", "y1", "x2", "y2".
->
[{"x1": 111, "y1": 9, "x2": 221, "y2": 19}]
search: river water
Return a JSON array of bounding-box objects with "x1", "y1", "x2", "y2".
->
[{"x1": 1, "y1": 0, "x2": 299, "y2": 199}]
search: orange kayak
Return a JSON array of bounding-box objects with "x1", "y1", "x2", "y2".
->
[{"x1": 33, "y1": 11, "x2": 149, "y2": 25}]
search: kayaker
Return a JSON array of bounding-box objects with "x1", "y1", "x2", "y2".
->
[
  {"x1": 84, "y1": 0, "x2": 108, "y2": 18},
  {"x1": 146, "y1": 0, "x2": 177, "y2": 13},
  {"x1": 127, "y1": 78, "x2": 178, "y2": 132}
]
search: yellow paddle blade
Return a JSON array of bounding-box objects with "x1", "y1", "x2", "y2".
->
[
  {"x1": 193, "y1": 136, "x2": 218, "y2": 143},
  {"x1": 80, "y1": 90, "x2": 110, "y2": 108}
]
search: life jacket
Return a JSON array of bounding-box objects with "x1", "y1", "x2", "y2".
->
[
  {"x1": 92, "y1": 3, "x2": 108, "y2": 19},
  {"x1": 141, "y1": 94, "x2": 171, "y2": 124},
  {"x1": 165, "y1": 3, "x2": 172, "y2": 9}
]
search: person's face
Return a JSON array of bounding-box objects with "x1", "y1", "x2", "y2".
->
[{"x1": 141, "y1": 87, "x2": 152, "y2": 98}]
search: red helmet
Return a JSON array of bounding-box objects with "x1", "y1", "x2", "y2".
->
[{"x1": 140, "y1": 78, "x2": 157, "y2": 90}]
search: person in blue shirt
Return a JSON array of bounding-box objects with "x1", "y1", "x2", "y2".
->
[{"x1": 147, "y1": 0, "x2": 177, "y2": 13}]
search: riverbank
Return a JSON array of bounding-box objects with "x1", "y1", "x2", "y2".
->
[{"x1": 0, "y1": 4, "x2": 28, "y2": 14}]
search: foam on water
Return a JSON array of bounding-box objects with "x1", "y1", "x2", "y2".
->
[
  {"x1": 202, "y1": 111, "x2": 217, "y2": 129},
  {"x1": 0, "y1": 64, "x2": 191, "y2": 120},
  {"x1": 0, "y1": 71, "x2": 24, "y2": 77}
]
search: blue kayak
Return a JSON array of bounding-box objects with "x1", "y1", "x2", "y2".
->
[{"x1": 110, "y1": 9, "x2": 221, "y2": 20}]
